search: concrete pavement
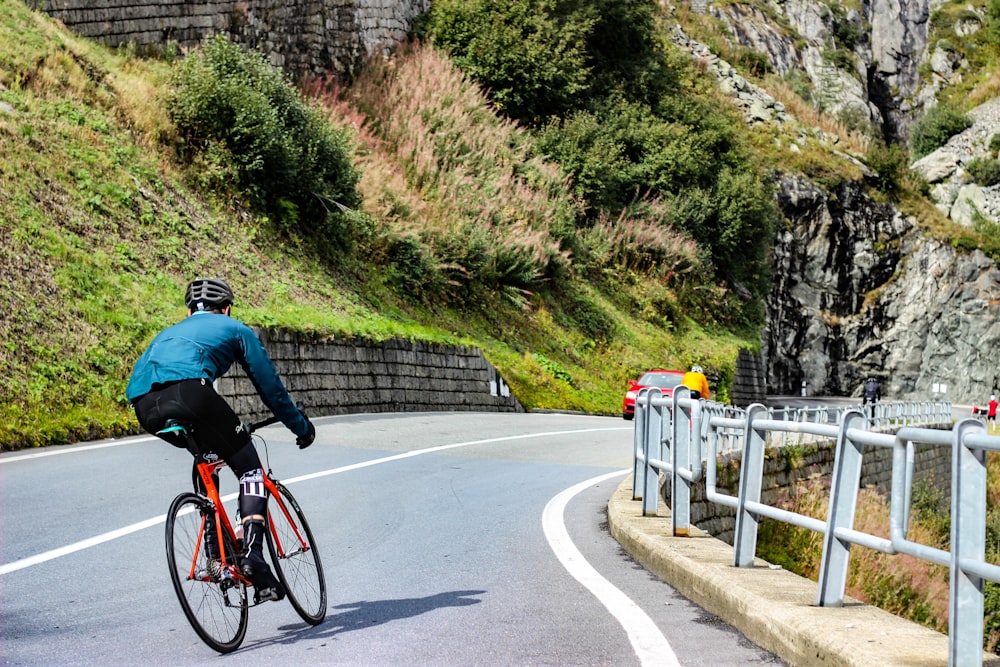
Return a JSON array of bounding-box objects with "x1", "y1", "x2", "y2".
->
[{"x1": 607, "y1": 476, "x2": 1000, "y2": 667}]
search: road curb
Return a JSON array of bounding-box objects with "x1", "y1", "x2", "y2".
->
[{"x1": 607, "y1": 476, "x2": 999, "y2": 667}]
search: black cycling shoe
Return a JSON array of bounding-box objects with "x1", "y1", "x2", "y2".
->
[
  {"x1": 242, "y1": 553, "x2": 285, "y2": 602},
  {"x1": 241, "y1": 519, "x2": 285, "y2": 602}
]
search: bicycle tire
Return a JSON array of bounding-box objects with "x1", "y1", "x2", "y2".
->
[
  {"x1": 266, "y1": 482, "x2": 327, "y2": 624},
  {"x1": 165, "y1": 492, "x2": 248, "y2": 653}
]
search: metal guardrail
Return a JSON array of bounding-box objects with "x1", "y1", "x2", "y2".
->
[{"x1": 631, "y1": 386, "x2": 998, "y2": 667}]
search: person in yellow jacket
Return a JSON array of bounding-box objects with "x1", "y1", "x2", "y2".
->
[{"x1": 681, "y1": 365, "x2": 710, "y2": 400}]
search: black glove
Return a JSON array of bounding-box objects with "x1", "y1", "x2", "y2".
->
[{"x1": 296, "y1": 419, "x2": 316, "y2": 449}]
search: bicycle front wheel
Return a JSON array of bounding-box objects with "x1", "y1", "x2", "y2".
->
[
  {"x1": 267, "y1": 481, "x2": 327, "y2": 624},
  {"x1": 165, "y1": 492, "x2": 248, "y2": 653}
]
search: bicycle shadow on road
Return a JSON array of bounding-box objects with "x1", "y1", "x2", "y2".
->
[
  {"x1": 324, "y1": 589, "x2": 486, "y2": 633},
  {"x1": 249, "y1": 589, "x2": 486, "y2": 648}
]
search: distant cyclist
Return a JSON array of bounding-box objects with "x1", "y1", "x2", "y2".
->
[
  {"x1": 126, "y1": 277, "x2": 316, "y2": 602},
  {"x1": 863, "y1": 377, "x2": 881, "y2": 404},
  {"x1": 862, "y1": 377, "x2": 881, "y2": 419},
  {"x1": 681, "y1": 365, "x2": 710, "y2": 400}
]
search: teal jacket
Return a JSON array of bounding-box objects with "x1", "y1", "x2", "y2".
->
[{"x1": 126, "y1": 312, "x2": 310, "y2": 436}]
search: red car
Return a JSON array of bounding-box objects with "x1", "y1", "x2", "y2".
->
[{"x1": 622, "y1": 369, "x2": 686, "y2": 420}]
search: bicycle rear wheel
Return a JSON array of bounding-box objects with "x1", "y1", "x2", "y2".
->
[
  {"x1": 267, "y1": 481, "x2": 327, "y2": 624},
  {"x1": 165, "y1": 492, "x2": 248, "y2": 653}
]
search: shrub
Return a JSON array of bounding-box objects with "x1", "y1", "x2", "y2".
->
[
  {"x1": 833, "y1": 13, "x2": 866, "y2": 52},
  {"x1": 535, "y1": 108, "x2": 633, "y2": 213},
  {"x1": 536, "y1": 95, "x2": 741, "y2": 213},
  {"x1": 733, "y1": 47, "x2": 773, "y2": 78},
  {"x1": 910, "y1": 103, "x2": 972, "y2": 159},
  {"x1": 704, "y1": 167, "x2": 777, "y2": 298},
  {"x1": 865, "y1": 140, "x2": 909, "y2": 198},
  {"x1": 575, "y1": 0, "x2": 680, "y2": 106},
  {"x1": 564, "y1": 292, "x2": 618, "y2": 343},
  {"x1": 784, "y1": 69, "x2": 814, "y2": 104},
  {"x1": 823, "y1": 48, "x2": 854, "y2": 71},
  {"x1": 417, "y1": 0, "x2": 593, "y2": 125},
  {"x1": 167, "y1": 34, "x2": 360, "y2": 246},
  {"x1": 384, "y1": 234, "x2": 447, "y2": 303},
  {"x1": 967, "y1": 156, "x2": 1000, "y2": 186},
  {"x1": 419, "y1": 0, "x2": 678, "y2": 125}
]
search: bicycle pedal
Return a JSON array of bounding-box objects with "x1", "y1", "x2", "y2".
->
[{"x1": 253, "y1": 586, "x2": 285, "y2": 604}]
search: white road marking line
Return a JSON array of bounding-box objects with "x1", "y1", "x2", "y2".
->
[
  {"x1": 0, "y1": 427, "x2": 629, "y2": 575},
  {"x1": 0, "y1": 437, "x2": 160, "y2": 463},
  {"x1": 543, "y1": 470, "x2": 681, "y2": 667}
]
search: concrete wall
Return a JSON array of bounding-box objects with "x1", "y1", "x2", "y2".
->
[
  {"x1": 216, "y1": 328, "x2": 522, "y2": 421},
  {"x1": 28, "y1": 0, "x2": 430, "y2": 77},
  {"x1": 665, "y1": 434, "x2": 952, "y2": 544}
]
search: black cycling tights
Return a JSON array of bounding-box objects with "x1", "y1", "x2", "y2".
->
[{"x1": 132, "y1": 378, "x2": 268, "y2": 517}]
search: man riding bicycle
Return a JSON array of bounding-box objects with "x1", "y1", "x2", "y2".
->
[{"x1": 126, "y1": 277, "x2": 316, "y2": 602}]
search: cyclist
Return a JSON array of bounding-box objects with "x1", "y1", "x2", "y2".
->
[
  {"x1": 681, "y1": 365, "x2": 710, "y2": 400},
  {"x1": 126, "y1": 277, "x2": 316, "y2": 602},
  {"x1": 863, "y1": 377, "x2": 881, "y2": 420}
]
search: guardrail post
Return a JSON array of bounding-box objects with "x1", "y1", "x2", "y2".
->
[
  {"x1": 632, "y1": 388, "x2": 648, "y2": 500},
  {"x1": 816, "y1": 409, "x2": 866, "y2": 606},
  {"x1": 950, "y1": 418, "x2": 987, "y2": 667},
  {"x1": 642, "y1": 388, "x2": 665, "y2": 516},
  {"x1": 672, "y1": 386, "x2": 692, "y2": 536},
  {"x1": 733, "y1": 403, "x2": 769, "y2": 567}
]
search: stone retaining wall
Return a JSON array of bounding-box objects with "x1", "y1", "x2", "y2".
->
[
  {"x1": 216, "y1": 328, "x2": 522, "y2": 421},
  {"x1": 28, "y1": 0, "x2": 429, "y2": 77},
  {"x1": 729, "y1": 348, "x2": 767, "y2": 408},
  {"x1": 665, "y1": 431, "x2": 952, "y2": 544}
]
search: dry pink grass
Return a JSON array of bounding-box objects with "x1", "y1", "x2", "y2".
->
[
  {"x1": 772, "y1": 477, "x2": 950, "y2": 634},
  {"x1": 311, "y1": 41, "x2": 578, "y2": 284},
  {"x1": 306, "y1": 77, "x2": 433, "y2": 230},
  {"x1": 761, "y1": 75, "x2": 871, "y2": 155},
  {"x1": 848, "y1": 487, "x2": 950, "y2": 631},
  {"x1": 340, "y1": 42, "x2": 577, "y2": 235},
  {"x1": 969, "y1": 72, "x2": 1000, "y2": 109},
  {"x1": 584, "y1": 207, "x2": 702, "y2": 281}
]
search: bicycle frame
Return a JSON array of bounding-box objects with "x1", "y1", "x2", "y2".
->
[
  {"x1": 191, "y1": 459, "x2": 246, "y2": 584},
  {"x1": 264, "y1": 478, "x2": 311, "y2": 561},
  {"x1": 190, "y1": 458, "x2": 311, "y2": 584}
]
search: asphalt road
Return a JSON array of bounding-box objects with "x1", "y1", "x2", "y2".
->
[{"x1": 0, "y1": 411, "x2": 785, "y2": 666}]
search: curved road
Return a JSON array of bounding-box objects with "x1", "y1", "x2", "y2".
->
[{"x1": 0, "y1": 412, "x2": 784, "y2": 665}]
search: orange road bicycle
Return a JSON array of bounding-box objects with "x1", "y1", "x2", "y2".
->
[{"x1": 159, "y1": 415, "x2": 326, "y2": 653}]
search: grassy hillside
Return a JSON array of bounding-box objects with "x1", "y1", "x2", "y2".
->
[{"x1": 0, "y1": 2, "x2": 749, "y2": 450}]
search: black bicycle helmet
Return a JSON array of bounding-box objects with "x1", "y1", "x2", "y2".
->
[{"x1": 185, "y1": 277, "x2": 234, "y2": 311}]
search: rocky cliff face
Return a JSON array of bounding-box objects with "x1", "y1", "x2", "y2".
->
[
  {"x1": 766, "y1": 173, "x2": 1000, "y2": 403},
  {"x1": 765, "y1": 176, "x2": 907, "y2": 397},
  {"x1": 707, "y1": 0, "x2": 943, "y2": 143},
  {"x1": 693, "y1": 0, "x2": 1000, "y2": 403},
  {"x1": 911, "y1": 97, "x2": 1000, "y2": 226}
]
